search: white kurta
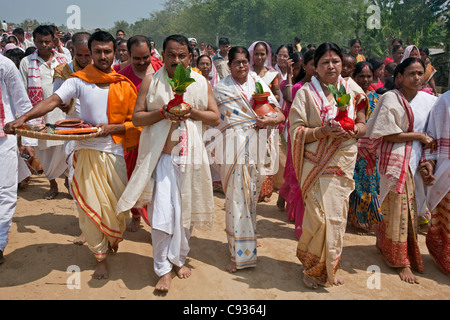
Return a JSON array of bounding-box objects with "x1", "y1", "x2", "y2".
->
[
  {"x1": 19, "y1": 52, "x2": 68, "y2": 181},
  {"x1": 0, "y1": 55, "x2": 34, "y2": 251}
]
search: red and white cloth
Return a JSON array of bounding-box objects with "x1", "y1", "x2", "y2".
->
[
  {"x1": 360, "y1": 90, "x2": 415, "y2": 202},
  {"x1": 27, "y1": 49, "x2": 67, "y2": 123}
]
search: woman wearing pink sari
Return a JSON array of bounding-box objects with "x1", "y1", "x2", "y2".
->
[{"x1": 278, "y1": 49, "x2": 315, "y2": 238}]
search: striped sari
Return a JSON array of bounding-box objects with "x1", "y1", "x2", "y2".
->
[
  {"x1": 210, "y1": 72, "x2": 279, "y2": 269},
  {"x1": 362, "y1": 90, "x2": 426, "y2": 273},
  {"x1": 424, "y1": 92, "x2": 450, "y2": 275}
]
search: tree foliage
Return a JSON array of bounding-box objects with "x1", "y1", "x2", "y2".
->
[
  {"x1": 9, "y1": 0, "x2": 447, "y2": 60},
  {"x1": 105, "y1": 0, "x2": 447, "y2": 59}
]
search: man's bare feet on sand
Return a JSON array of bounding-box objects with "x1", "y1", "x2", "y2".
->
[
  {"x1": 397, "y1": 266, "x2": 420, "y2": 284},
  {"x1": 44, "y1": 187, "x2": 59, "y2": 200},
  {"x1": 93, "y1": 260, "x2": 109, "y2": 280},
  {"x1": 303, "y1": 274, "x2": 318, "y2": 289},
  {"x1": 156, "y1": 272, "x2": 171, "y2": 291},
  {"x1": 126, "y1": 216, "x2": 141, "y2": 232},
  {"x1": 333, "y1": 276, "x2": 344, "y2": 286},
  {"x1": 73, "y1": 233, "x2": 86, "y2": 245},
  {"x1": 174, "y1": 265, "x2": 191, "y2": 279},
  {"x1": 226, "y1": 261, "x2": 237, "y2": 273}
]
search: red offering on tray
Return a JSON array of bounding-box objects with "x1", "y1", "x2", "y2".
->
[{"x1": 55, "y1": 127, "x2": 99, "y2": 135}]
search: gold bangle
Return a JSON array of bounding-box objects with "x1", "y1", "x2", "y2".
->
[{"x1": 312, "y1": 127, "x2": 319, "y2": 140}]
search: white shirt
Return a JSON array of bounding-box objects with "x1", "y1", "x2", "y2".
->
[
  {"x1": 55, "y1": 77, "x2": 124, "y2": 157},
  {"x1": 0, "y1": 55, "x2": 35, "y2": 185},
  {"x1": 21, "y1": 39, "x2": 35, "y2": 50},
  {"x1": 19, "y1": 52, "x2": 67, "y2": 149}
]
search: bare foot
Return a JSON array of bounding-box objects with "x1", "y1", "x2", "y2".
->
[
  {"x1": 174, "y1": 265, "x2": 191, "y2": 279},
  {"x1": 303, "y1": 274, "x2": 318, "y2": 289},
  {"x1": 44, "y1": 188, "x2": 59, "y2": 200},
  {"x1": 108, "y1": 243, "x2": 119, "y2": 253},
  {"x1": 419, "y1": 224, "x2": 430, "y2": 234},
  {"x1": 226, "y1": 261, "x2": 237, "y2": 273},
  {"x1": 397, "y1": 267, "x2": 420, "y2": 284},
  {"x1": 333, "y1": 276, "x2": 345, "y2": 286},
  {"x1": 93, "y1": 260, "x2": 109, "y2": 280},
  {"x1": 155, "y1": 272, "x2": 171, "y2": 291},
  {"x1": 276, "y1": 195, "x2": 285, "y2": 211},
  {"x1": 126, "y1": 216, "x2": 141, "y2": 232},
  {"x1": 73, "y1": 233, "x2": 86, "y2": 245},
  {"x1": 256, "y1": 240, "x2": 262, "y2": 247},
  {"x1": 44, "y1": 180, "x2": 59, "y2": 200},
  {"x1": 64, "y1": 177, "x2": 70, "y2": 193}
]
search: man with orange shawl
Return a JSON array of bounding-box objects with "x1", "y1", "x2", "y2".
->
[{"x1": 4, "y1": 31, "x2": 140, "y2": 280}]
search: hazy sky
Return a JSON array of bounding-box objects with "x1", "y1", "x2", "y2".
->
[{"x1": 0, "y1": 0, "x2": 165, "y2": 30}]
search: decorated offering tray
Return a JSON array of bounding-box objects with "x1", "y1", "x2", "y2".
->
[{"x1": 16, "y1": 119, "x2": 101, "y2": 140}]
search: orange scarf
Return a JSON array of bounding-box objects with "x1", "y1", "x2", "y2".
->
[{"x1": 72, "y1": 64, "x2": 141, "y2": 152}]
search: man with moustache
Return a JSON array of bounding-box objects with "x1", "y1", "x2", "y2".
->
[
  {"x1": 118, "y1": 35, "x2": 164, "y2": 232},
  {"x1": 116, "y1": 34, "x2": 220, "y2": 292},
  {"x1": 118, "y1": 35, "x2": 163, "y2": 91},
  {"x1": 5, "y1": 31, "x2": 140, "y2": 280},
  {"x1": 19, "y1": 25, "x2": 68, "y2": 200}
]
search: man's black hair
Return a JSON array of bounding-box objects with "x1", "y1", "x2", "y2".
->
[{"x1": 88, "y1": 31, "x2": 116, "y2": 52}]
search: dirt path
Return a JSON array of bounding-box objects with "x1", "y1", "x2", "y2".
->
[{"x1": 0, "y1": 175, "x2": 448, "y2": 301}]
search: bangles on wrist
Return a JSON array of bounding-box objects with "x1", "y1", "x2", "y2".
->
[
  {"x1": 312, "y1": 127, "x2": 320, "y2": 140},
  {"x1": 159, "y1": 107, "x2": 167, "y2": 119}
]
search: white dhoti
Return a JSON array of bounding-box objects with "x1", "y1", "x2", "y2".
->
[
  {"x1": 150, "y1": 153, "x2": 191, "y2": 277},
  {"x1": 0, "y1": 136, "x2": 18, "y2": 252},
  {"x1": 35, "y1": 144, "x2": 68, "y2": 181},
  {"x1": 17, "y1": 154, "x2": 31, "y2": 183}
]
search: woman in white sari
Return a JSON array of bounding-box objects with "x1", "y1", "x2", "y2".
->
[
  {"x1": 210, "y1": 46, "x2": 284, "y2": 273},
  {"x1": 362, "y1": 57, "x2": 437, "y2": 284},
  {"x1": 249, "y1": 41, "x2": 280, "y2": 101},
  {"x1": 421, "y1": 91, "x2": 450, "y2": 275},
  {"x1": 289, "y1": 43, "x2": 369, "y2": 288},
  {"x1": 249, "y1": 41, "x2": 281, "y2": 201}
]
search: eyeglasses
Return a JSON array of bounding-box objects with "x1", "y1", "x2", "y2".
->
[{"x1": 231, "y1": 60, "x2": 249, "y2": 67}]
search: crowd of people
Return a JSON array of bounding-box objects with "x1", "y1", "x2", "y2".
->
[{"x1": 0, "y1": 22, "x2": 448, "y2": 294}]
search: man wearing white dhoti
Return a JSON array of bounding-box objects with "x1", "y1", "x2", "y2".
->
[
  {"x1": 117, "y1": 34, "x2": 220, "y2": 292},
  {"x1": 19, "y1": 25, "x2": 68, "y2": 200},
  {"x1": 0, "y1": 54, "x2": 35, "y2": 263}
]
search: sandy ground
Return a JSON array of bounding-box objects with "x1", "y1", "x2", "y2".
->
[{"x1": 0, "y1": 175, "x2": 448, "y2": 302}]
